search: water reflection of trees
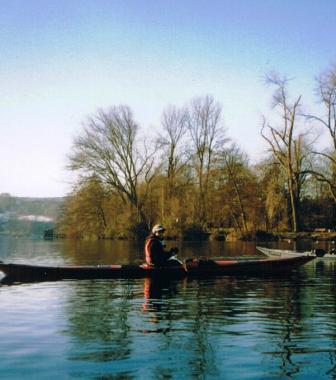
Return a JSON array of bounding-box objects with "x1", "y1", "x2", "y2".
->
[
  {"x1": 141, "y1": 274, "x2": 312, "y2": 378},
  {"x1": 311, "y1": 260, "x2": 336, "y2": 379},
  {"x1": 61, "y1": 239, "x2": 143, "y2": 265},
  {"x1": 64, "y1": 279, "x2": 134, "y2": 364},
  {"x1": 259, "y1": 274, "x2": 307, "y2": 377},
  {"x1": 63, "y1": 270, "x2": 333, "y2": 378},
  {"x1": 261, "y1": 262, "x2": 336, "y2": 378},
  {"x1": 188, "y1": 274, "x2": 325, "y2": 378}
]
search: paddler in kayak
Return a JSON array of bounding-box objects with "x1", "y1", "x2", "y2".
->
[{"x1": 144, "y1": 224, "x2": 180, "y2": 266}]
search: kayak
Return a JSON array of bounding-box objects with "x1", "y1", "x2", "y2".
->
[
  {"x1": 0, "y1": 255, "x2": 314, "y2": 283},
  {"x1": 257, "y1": 246, "x2": 336, "y2": 259}
]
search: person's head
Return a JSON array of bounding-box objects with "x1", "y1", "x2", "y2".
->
[{"x1": 152, "y1": 224, "x2": 166, "y2": 237}]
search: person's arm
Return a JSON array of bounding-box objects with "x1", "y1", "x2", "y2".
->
[
  {"x1": 149, "y1": 239, "x2": 179, "y2": 265},
  {"x1": 169, "y1": 247, "x2": 179, "y2": 255},
  {"x1": 162, "y1": 246, "x2": 179, "y2": 260}
]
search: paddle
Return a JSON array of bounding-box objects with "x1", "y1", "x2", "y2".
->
[{"x1": 169, "y1": 254, "x2": 188, "y2": 272}]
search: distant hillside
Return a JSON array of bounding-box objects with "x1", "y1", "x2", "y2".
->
[
  {"x1": 0, "y1": 193, "x2": 63, "y2": 217},
  {"x1": 0, "y1": 194, "x2": 64, "y2": 237}
]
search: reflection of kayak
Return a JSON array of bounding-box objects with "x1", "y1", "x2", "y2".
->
[
  {"x1": 257, "y1": 246, "x2": 336, "y2": 259},
  {"x1": 0, "y1": 255, "x2": 314, "y2": 283}
]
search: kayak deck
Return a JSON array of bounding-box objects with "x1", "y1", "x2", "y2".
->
[{"x1": 0, "y1": 255, "x2": 315, "y2": 283}]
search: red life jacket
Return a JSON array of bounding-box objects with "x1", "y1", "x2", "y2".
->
[{"x1": 144, "y1": 234, "x2": 168, "y2": 265}]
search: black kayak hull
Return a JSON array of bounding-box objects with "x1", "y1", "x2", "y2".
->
[{"x1": 0, "y1": 256, "x2": 315, "y2": 283}]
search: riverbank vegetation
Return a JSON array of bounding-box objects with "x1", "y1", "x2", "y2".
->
[{"x1": 57, "y1": 65, "x2": 336, "y2": 240}]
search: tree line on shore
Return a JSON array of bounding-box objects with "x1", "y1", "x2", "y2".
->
[{"x1": 56, "y1": 65, "x2": 336, "y2": 240}]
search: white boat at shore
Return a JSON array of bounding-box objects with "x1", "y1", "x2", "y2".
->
[{"x1": 256, "y1": 246, "x2": 336, "y2": 259}]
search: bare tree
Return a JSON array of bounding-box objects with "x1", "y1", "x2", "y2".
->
[
  {"x1": 217, "y1": 144, "x2": 249, "y2": 232},
  {"x1": 160, "y1": 105, "x2": 188, "y2": 198},
  {"x1": 304, "y1": 64, "x2": 336, "y2": 201},
  {"x1": 261, "y1": 73, "x2": 310, "y2": 232},
  {"x1": 68, "y1": 105, "x2": 156, "y2": 224},
  {"x1": 259, "y1": 160, "x2": 288, "y2": 230},
  {"x1": 187, "y1": 95, "x2": 227, "y2": 224}
]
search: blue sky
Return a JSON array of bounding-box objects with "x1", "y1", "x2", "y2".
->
[{"x1": 1, "y1": 0, "x2": 335, "y2": 197}]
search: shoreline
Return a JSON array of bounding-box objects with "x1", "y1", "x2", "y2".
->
[{"x1": 2, "y1": 229, "x2": 336, "y2": 242}]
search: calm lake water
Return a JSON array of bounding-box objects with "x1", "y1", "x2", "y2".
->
[{"x1": 1, "y1": 237, "x2": 336, "y2": 379}]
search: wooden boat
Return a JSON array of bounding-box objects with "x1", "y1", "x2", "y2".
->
[
  {"x1": 257, "y1": 246, "x2": 336, "y2": 259},
  {"x1": 0, "y1": 255, "x2": 315, "y2": 283}
]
